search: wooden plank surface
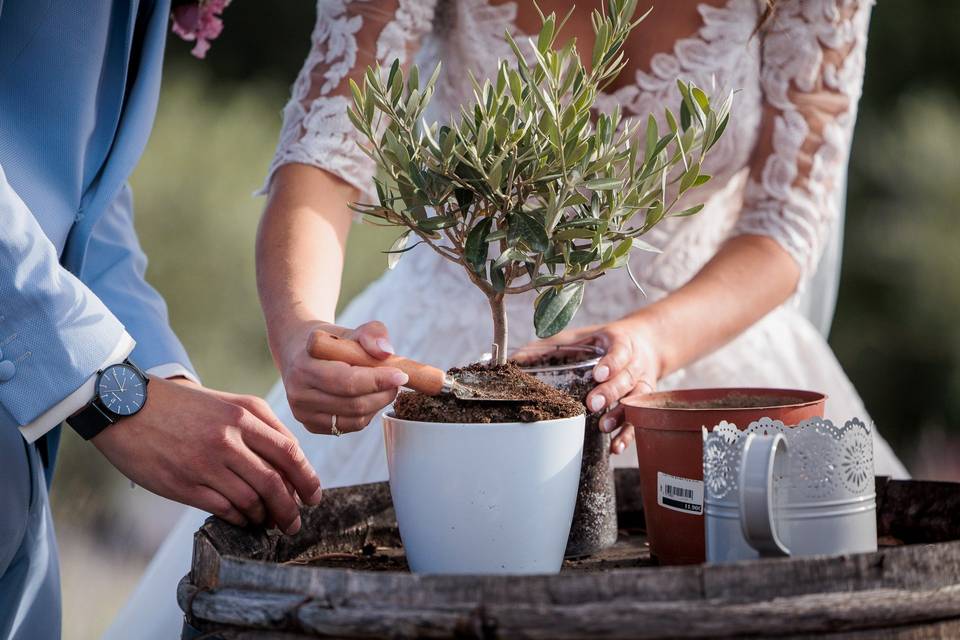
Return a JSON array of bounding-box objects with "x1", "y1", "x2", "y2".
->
[
  {"x1": 181, "y1": 476, "x2": 960, "y2": 638},
  {"x1": 179, "y1": 579, "x2": 960, "y2": 639}
]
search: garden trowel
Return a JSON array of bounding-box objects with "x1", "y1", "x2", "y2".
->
[{"x1": 307, "y1": 330, "x2": 523, "y2": 402}]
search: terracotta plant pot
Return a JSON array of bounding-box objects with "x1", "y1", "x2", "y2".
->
[
  {"x1": 511, "y1": 344, "x2": 618, "y2": 558},
  {"x1": 622, "y1": 388, "x2": 826, "y2": 565},
  {"x1": 383, "y1": 412, "x2": 585, "y2": 574}
]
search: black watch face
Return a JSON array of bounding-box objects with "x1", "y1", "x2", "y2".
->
[{"x1": 98, "y1": 363, "x2": 147, "y2": 417}]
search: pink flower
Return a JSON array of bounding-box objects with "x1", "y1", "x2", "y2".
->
[{"x1": 171, "y1": 0, "x2": 232, "y2": 59}]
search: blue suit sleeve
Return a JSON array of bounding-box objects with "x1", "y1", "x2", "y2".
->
[
  {"x1": 0, "y1": 164, "x2": 127, "y2": 427},
  {"x1": 80, "y1": 184, "x2": 198, "y2": 379}
]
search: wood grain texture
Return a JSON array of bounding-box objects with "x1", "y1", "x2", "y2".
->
[
  {"x1": 180, "y1": 580, "x2": 960, "y2": 639},
  {"x1": 179, "y1": 475, "x2": 960, "y2": 639}
]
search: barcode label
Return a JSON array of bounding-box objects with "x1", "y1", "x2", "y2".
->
[
  {"x1": 664, "y1": 484, "x2": 694, "y2": 499},
  {"x1": 657, "y1": 472, "x2": 704, "y2": 515}
]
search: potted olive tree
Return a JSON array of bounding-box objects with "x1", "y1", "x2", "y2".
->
[{"x1": 348, "y1": 0, "x2": 730, "y2": 574}]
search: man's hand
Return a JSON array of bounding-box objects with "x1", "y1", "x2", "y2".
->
[{"x1": 91, "y1": 377, "x2": 322, "y2": 533}]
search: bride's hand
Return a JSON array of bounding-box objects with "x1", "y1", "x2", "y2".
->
[
  {"x1": 279, "y1": 321, "x2": 409, "y2": 435},
  {"x1": 530, "y1": 317, "x2": 662, "y2": 455}
]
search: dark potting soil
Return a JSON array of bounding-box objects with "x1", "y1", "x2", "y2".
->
[
  {"x1": 297, "y1": 544, "x2": 409, "y2": 572},
  {"x1": 392, "y1": 363, "x2": 584, "y2": 423},
  {"x1": 509, "y1": 349, "x2": 595, "y2": 368},
  {"x1": 657, "y1": 394, "x2": 806, "y2": 410}
]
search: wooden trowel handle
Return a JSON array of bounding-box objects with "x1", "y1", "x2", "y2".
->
[{"x1": 306, "y1": 330, "x2": 446, "y2": 396}]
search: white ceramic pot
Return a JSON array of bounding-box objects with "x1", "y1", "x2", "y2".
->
[{"x1": 382, "y1": 412, "x2": 585, "y2": 574}]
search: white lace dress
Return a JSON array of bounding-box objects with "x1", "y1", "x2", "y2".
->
[
  {"x1": 105, "y1": 2, "x2": 907, "y2": 635},
  {"x1": 261, "y1": 0, "x2": 906, "y2": 483}
]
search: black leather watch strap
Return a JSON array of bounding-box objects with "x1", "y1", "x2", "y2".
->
[{"x1": 67, "y1": 399, "x2": 116, "y2": 440}]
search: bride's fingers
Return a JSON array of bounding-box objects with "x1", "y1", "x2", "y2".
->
[
  {"x1": 588, "y1": 366, "x2": 655, "y2": 414},
  {"x1": 599, "y1": 405, "x2": 626, "y2": 434},
  {"x1": 294, "y1": 386, "x2": 398, "y2": 417},
  {"x1": 300, "y1": 359, "x2": 407, "y2": 397},
  {"x1": 611, "y1": 423, "x2": 635, "y2": 455},
  {"x1": 351, "y1": 320, "x2": 395, "y2": 359},
  {"x1": 301, "y1": 412, "x2": 372, "y2": 435},
  {"x1": 590, "y1": 339, "x2": 631, "y2": 385}
]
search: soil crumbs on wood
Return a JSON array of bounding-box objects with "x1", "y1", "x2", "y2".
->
[
  {"x1": 300, "y1": 534, "x2": 653, "y2": 572},
  {"x1": 295, "y1": 544, "x2": 409, "y2": 572},
  {"x1": 393, "y1": 363, "x2": 584, "y2": 423}
]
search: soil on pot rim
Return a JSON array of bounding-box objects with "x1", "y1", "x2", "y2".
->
[
  {"x1": 656, "y1": 394, "x2": 806, "y2": 410},
  {"x1": 509, "y1": 348, "x2": 598, "y2": 368},
  {"x1": 392, "y1": 363, "x2": 584, "y2": 423}
]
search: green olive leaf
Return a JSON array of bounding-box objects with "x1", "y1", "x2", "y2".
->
[
  {"x1": 585, "y1": 177, "x2": 622, "y2": 191},
  {"x1": 490, "y1": 263, "x2": 506, "y2": 292},
  {"x1": 417, "y1": 215, "x2": 457, "y2": 231},
  {"x1": 534, "y1": 282, "x2": 585, "y2": 338},
  {"x1": 672, "y1": 203, "x2": 705, "y2": 217},
  {"x1": 454, "y1": 187, "x2": 474, "y2": 212},
  {"x1": 679, "y1": 161, "x2": 702, "y2": 193},
  {"x1": 508, "y1": 212, "x2": 549, "y2": 252},
  {"x1": 492, "y1": 247, "x2": 527, "y2": 270},
  {"x1": 383, "y1": 231, "x2": 423, "y2": 269},
  {"x1": 644, "y1": 114, "x2": 658, "y2": 160},
  {"x1": 538, "y1": 14, "x2": 556, "y2": 53},
  {"x1": 465, "y1": 218, "x2": 493, "y2": 273}
]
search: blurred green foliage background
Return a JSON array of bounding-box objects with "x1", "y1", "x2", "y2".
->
[{"x1": 49, "y1": 2, "x2": 960, "y2": 637}]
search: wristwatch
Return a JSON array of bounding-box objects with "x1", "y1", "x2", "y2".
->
[{"x1": 67, "y1": 359, "x2": 150, "y2": 440}]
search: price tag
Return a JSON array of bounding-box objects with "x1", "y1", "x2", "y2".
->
[{"x1": 657, "y1": 471, "x2": 704, "y2": 515}]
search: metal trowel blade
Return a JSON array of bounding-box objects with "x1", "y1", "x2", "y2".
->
[{"x1": 444, "y1": 370, "x2": 525, "y2": 402}]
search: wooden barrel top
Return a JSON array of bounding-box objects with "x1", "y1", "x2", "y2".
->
[{"x1": 179, "y1": 471, "x2": 960, "y2": 639}]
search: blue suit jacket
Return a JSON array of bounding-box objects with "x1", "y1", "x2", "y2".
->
[{"x1": 0, "y1": 0, "x2": 196, "y2": 474}]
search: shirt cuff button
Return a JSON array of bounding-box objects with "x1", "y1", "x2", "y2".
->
[{"x1": 0, "y1": 360, "x2": 14, "y2": 382}]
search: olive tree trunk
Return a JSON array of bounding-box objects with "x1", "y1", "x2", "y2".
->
[{"x1": 489, "y1": 294, "x2": 508, "y2": 365}]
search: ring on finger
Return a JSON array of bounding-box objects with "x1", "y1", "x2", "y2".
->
[{"x1": 330, "y1": 414, "x2": 342, "y2": 437}]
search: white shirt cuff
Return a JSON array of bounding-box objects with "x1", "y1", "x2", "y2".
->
[
  {"x1": 146, "y1": 363, "x2": 200, "y2": 385},
  {"x1": 19, "y1": 332, "x2": 136, "y2": 443}
]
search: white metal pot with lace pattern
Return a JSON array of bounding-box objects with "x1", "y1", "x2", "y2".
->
[{"x1": 703, "y1": 417, "x2": 878, "y2": 563}]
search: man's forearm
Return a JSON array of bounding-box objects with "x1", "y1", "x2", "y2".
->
[
  {"x1": 629, "y1": 234, "x2": 801, "y2": 377},
  {"x1": 256, "y1": 164, "x2": 357, "y2": 368}
]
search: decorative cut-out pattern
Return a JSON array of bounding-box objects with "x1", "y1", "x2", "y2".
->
[
  {"x1": 703, "y1": 422, "x2": 740, "y2": 501},
  {"x1": 838, "y1": 417, "x2": 874, "y2": 493},
  {"x1": 703, "y1": 416, "x2": 875, "y2": 503}
]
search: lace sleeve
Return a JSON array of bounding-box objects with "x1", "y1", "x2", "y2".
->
[
  {"x1": 262, "y1": 0, "x2": 438, "y2": 202},
  {"x1": 731, "y1": 0, "x2": 873, "y2": 282}
]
